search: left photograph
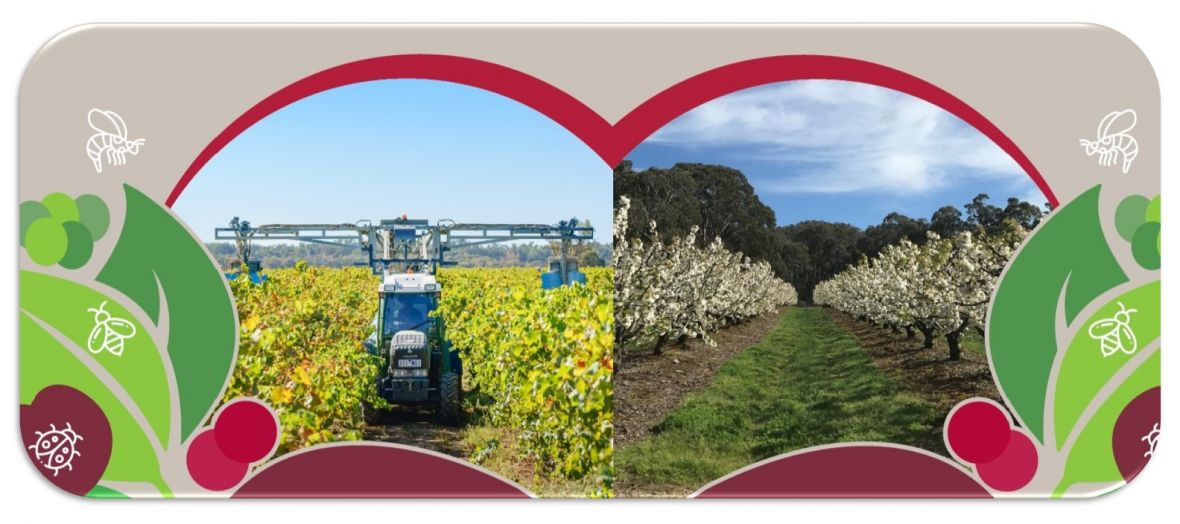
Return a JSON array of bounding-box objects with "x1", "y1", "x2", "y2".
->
[
  {"x1": 172, "y1": 79, "x2": 615, "y2": 497},
  {"x1": 17, "y1": 74, "x2": 614, "y2": 498}
]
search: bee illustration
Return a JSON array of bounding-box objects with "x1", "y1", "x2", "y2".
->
[
  {"x1": 28, "y1": 422, "x2": 83, "y2": 477},
  {"x1": 1087, "y1": 301, "x2": 1138, "y2": 357},
  {"x1": 85, "y1": 108, "x2": 145, "y2": 173},
  {"x1": 1079, "y1": 109, "x2": 1138, "y2": 174},
  {"x1": 87, "y1": 301, "x2": 137, "y2": 357}
]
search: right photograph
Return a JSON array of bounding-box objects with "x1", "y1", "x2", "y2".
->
[{"x1": 613, "y1": 79, "x2": 1048, "y2": 497}]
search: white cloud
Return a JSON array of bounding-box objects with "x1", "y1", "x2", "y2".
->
[{"x1": 647, "y1": 80, "x2": 1025, "y2": 195}]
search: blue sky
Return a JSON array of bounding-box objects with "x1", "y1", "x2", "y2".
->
[
  {"x1": 627, "y1": 80, "x2": 1048, "y2": 228},
  {"x1": 174, "y1": 80, "x2": 611, "y2": 243}
]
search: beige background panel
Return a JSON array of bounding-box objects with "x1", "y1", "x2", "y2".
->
[
  {"x1": 20, "y1": 25, "x2": 1158, "y2": 204},
  {"x1": 13, "y1": 22, "x2": 1162, "y2": 498}
]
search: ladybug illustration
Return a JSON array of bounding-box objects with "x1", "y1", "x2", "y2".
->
[{"x1": 28, "y1": 422, "x2": 83, "y2": 477}]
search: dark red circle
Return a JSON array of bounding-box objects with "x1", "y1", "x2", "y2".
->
[
  {"x1": 946, "y1": 400, "x2": 1011, "y2": 464},
  {"x1": 186, "y1": 429, "x2": 249, "y2": 491},
  {"x1": 213, "y1": 400, "x2": 279, "y2": 464},
  {"x1": 1112, "y1": 387, "x2": 1160, "y2": 482},
  {"x1": 21, "y1": 385, "x2": 114, "y2": 496},
  {"x1": 975, "y1": 430, "x2": 1038, "y2": 492}
]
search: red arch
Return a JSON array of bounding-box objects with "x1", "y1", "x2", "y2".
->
[{"x1": 169, "y1": 54, "x2": 1056, "y2": 208}]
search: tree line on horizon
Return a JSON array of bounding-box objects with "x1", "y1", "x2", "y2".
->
[
  {"x1": 614, "y1": 161, "x2": 1049, "y2": 302},
  {"x1": 207, "y1": 240, "x2": 611, "y2": 271}
]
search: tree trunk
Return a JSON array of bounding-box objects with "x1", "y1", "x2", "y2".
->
[
  {"x1": 652, "y1": 333, "x2": 669, "y2": 356},
  {"x1": 905, "y1": 326, "x2": 915, "y2": 340},
  {"x1": 946, "y1": 331, "x2": 962, "y2": 361},
  {"x1": 946, "y1": 314, "x2": 972, "y2": 362},
  {"x1": 918, "y1": 325, "x2": 935, "y2": 349}
]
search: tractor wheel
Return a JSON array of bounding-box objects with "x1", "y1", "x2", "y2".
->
[
  {"x1": 361, "y1": 399, "x2": 386, "y2": 426},
  {"x1": 438, "y1": 371, "x2": 463, "y2": 426}
]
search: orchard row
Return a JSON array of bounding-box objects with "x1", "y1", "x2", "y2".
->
[
  {"x1": 613, "y1": 196, "x2": 798, "y2": 355},
  {"x1": 813, "y1": 221, "x2": 1029, "y2": 360}
]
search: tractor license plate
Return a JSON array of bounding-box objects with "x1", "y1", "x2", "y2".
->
[{"x1": 397, "y1": 359, "x2": 422, "y2": 368}]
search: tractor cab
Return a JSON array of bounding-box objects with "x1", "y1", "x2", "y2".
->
[
  {"x1": 365, "y1": 273, "x2": 462, "y2": 423},
  {"x1": 541, "y1": 256, "x2": 586, "y2": 289}
]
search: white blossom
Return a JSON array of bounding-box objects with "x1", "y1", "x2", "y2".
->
[
  {"x1": 614, "y1": 197, "x2": 798, "y2": 349},
  {"x1": 814, "y1": 221, "x2": 1029, "y2": 341}
]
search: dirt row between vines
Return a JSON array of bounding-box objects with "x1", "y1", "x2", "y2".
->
[
  {"x1": 361, "y1": 399, "x2": 589, "y2": 497},
  {"x1": 614, "y1": 308, "x2": 788, "y2": 446},
  {"x1": 824, "y1": 309, "x2": 1002, "y2": 416},
  {"x1": 363, "y1": 409, "x2": 469, "y2": 458}
]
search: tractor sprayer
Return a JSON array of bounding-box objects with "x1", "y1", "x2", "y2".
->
[
  {"x1": 214, "y1": 216, "x2": 594, "y2": 423},
  {"x1": 216, "y1": 215, "x2": 593, "y2": 286}
]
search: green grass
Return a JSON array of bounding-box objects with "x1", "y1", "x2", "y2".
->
[
  {"x1": 961, "y1": 330, "x2": 986, "y2": 355},
  {"x1": 459, "y1": 425, "x2": 604, "y2": 498},
  {"x1": 926, "y1": 329, "x2": 986, "y2": 358},
  {"x1": 616, "y1": 307, "x2": 942, "y2": 493}
]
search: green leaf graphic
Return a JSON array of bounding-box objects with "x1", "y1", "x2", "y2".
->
[
  {"x1": 1056, "y1": 350, "x2": 1160, "y2": 493},
  {"x1": 95, "y1": 184, "x2": 236, "y2": 441},
  {"x1": 20, "y1": 312, "x2": 166, "y2": 491},
  {"x1": 86, "y1": 485, "x2": 129, "y2": 499},
  {"x1": 989, "y1": 186, "x2": 1128, "y2": 442},
  {"x1": 1053, "y1": 281, "x2": 1159, "y2": 449},
  {"x1": 20, "y1": 271, "x2": 171, "y2": 445}
]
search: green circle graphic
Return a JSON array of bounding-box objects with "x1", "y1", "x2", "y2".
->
[
  {"x1": 42, "y1": 192, "x2": 80, "y2": 222},
  {"x1": 25, "y1": 217, "x2": 69, "y2": 266},
  {"x1": 1131, "y1": 221, "x2": 1161, "y2": 270},
  {"x1": 1114, "y1": 195, "x2": 1150, "y2": 242},
  {"x1": 19, "y1": 201, "x2": 51, "y2": 246},
  {"x1": 76, "y1": 194, "x2": 111, "y2": 240},
  {"x1": 60, "y1": 221, "x2": 95, "y2": 269}
]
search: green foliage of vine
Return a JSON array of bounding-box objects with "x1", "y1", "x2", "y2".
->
[
  {"x1": 223, "y1": 266, "x2": 384, "y2": 454},
  {"x1": 438, "y1": 268, "x2": 615, "y2": 496}
]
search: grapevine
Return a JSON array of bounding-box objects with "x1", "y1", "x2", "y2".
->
[
  {"x1": 223, "y1": 265, "x2": 382, "y2": 454},
  {"x1": 222, "y1": 264, "x2": 614, "y2": 496},
  {"x1": 436, "y1": 267, "x2": 615, "y2": 496}
]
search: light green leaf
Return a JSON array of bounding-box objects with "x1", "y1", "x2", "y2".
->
[
  {"x1": 1056, "y1": 351, "x2": 1160, "y2": 493},
  {"x1": 20, "y1": 271, "x2": 171, "y2": 445},
  {"x1": 1053, "y1": 281, "x2": 1159, "y2": 449},
  {"x1": 20, "y1": 312, "x2": 166, "y2": 491}
]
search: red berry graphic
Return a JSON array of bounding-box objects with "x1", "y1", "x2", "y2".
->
[
  {"x1": 213, "y1": 399, "x2": 279, "y2": 463},
  {"x1": 186, "y1": 429, "x2": 249, "y2": 491},
  {"x1": 946, "y1": 400, "x2": 1011, "y2": 464},
  {"x1": 975, "y1": 430, "x2": 1038, "y2": 492}
]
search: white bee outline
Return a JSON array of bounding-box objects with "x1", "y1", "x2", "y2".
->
[
  {"x1": 1087, "y1": 301, "x2": 1138, "y2": 358},
  {"x1": 86, "y1": 108, "x2": 145, "y2": 173},
  {"x1": 28, "y1": 422, "x2": 83, "y2": 477},
  {"x1": 1079, "y1": 109, "x2": 1138, "y2": 174},
  {"x1": 87, "y1": 301, "x2": 137, "y2": 357}
]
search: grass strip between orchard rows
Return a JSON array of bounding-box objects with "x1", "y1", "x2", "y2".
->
[{"x1": 617, "y1": 307, "x2": 945, "y2": 494}]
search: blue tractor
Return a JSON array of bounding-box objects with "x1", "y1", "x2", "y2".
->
[{"x1": 216, "y1": 216, "x2": 593, "y2": 423}]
